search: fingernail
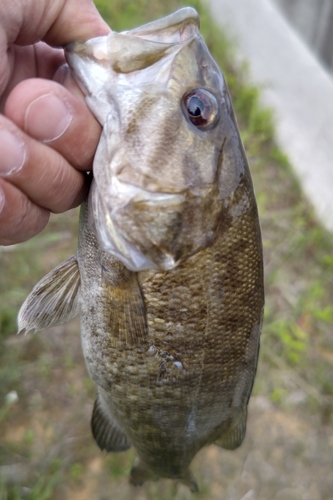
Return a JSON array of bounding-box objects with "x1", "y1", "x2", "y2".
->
[
  {"x1": 0, "y1": 130, "x2": 26, "y2": 176},
  {"x1": 25, "y1": 94, "x2": 72, "y2": 142},
  {"x1": 0, "y1": 185, "x2": 5, "y2": 213}
]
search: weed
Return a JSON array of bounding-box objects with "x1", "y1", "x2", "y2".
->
[{"x1": 69, "y1": 462, "x2": 84, "y2": 481}]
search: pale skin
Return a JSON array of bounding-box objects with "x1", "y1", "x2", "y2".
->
[{"x1": 0, "y1": 0, "x2": 111, "y2": 245}]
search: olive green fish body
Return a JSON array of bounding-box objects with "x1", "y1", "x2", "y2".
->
[
  {"x1": 77, "y1": 165, "x2": 263, "y2": 483},
  {"x1": 18, "y1": 8, "x2": 264, "y2": 491}
]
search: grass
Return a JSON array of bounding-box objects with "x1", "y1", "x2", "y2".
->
[{"x1": 1, "y1": 0, "x2": 333, "y2": 498}]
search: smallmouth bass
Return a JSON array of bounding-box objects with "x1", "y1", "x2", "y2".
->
[{"x1": 18, "y1": 8, "x2": 264, "y2": 492}]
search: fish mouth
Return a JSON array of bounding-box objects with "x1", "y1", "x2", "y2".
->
[
  {"x1": 65, "y1": 7, "x2": 200, "y2": 82},
  {"x1": 89, "y1": 180, "x2": 187, "y2": 272}
]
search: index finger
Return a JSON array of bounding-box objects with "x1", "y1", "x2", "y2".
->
[{"x1": 1, "y1": 0, "x2": 110, "y2": 47}]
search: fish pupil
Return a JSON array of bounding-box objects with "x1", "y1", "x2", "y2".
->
[
  {"x1": 182, "y1": 88, "x2": 219, "y2": 129},
  {"x1": 188, "y1": 96, "x2": 203, "y2": 117}
]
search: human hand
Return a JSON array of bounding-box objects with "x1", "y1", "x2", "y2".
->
[{"x1": 0, "y1": 0, "x2": 110, "y2": 245}]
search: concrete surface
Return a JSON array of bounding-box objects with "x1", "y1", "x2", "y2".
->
[
  {"x1": 273, "y1": 0, "x2": 333, "y2": 68},
  {"x1": 206, "y1": 0, "x2": 333, "y2": 232}
]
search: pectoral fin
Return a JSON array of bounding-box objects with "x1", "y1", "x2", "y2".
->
[
  {"x1": 18, "y1": 255, "x2": 80, "y2": 334},
  {"x1": 102, "y1": 261, "x2": 147, "y2": 346},
  {"x1": 91, "y1": 395, "x2": 131, "y2": 452},
  {"x1": 214, "y1": 410, "x2": 247, "y2": 450}
]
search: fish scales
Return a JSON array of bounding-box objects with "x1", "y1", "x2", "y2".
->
[{"x1": 18, "y1": 7, "x2": 264, "y2": 492}]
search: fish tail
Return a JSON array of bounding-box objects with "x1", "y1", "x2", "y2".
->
[
  {"x1": 129, "y1": 458, "x2": 156, "y2": 487},
  {"x1": 129, "y1": 459, "x2": 199, "y2": 493},
  {"x1": 179, "y1": 469, "x2": 199, "y2": 493}
]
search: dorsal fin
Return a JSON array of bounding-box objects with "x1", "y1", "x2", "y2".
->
[
  {"x1": 18, "y1": 255, "x2": 80, "y2": 334},
  {"x1": 91, "y1": 395, "x2": 131, "y2": 452}
]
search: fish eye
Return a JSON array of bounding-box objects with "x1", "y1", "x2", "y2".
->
[{"x1": 182, "y1": 88, "x2": 219, "y2": 129}]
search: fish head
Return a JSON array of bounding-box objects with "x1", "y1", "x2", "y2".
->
[{"x1": 66, "y1": 8, "x2": 247, "y2": 271}]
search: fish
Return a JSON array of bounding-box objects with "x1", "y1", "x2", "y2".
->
[{"x1": 18, "y1": 7, "x2": 264, "y2": 492}]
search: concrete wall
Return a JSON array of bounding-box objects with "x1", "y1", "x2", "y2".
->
[
  {"x1": 273, "y1": 0, "x2": 333, "y2": 70},
  {"x1": 207, "y1": 0, "x2": 333, "y2": 232}
]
